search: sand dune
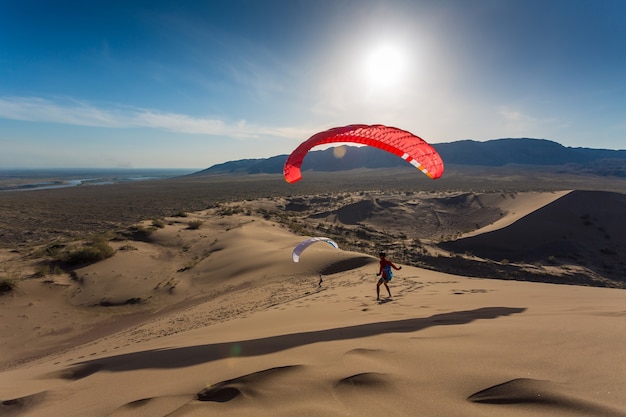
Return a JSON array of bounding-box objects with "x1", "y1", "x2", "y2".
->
[
  {"x1": 1, "y1": 191, "x2": 625, "y2": 417},
  {"x1": 439, "y1": 190, "x2": 626, "y2": 284}
]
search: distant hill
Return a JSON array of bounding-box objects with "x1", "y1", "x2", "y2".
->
[{"x1": 194, "y1": 138, "x2": 626, "y2": 177}]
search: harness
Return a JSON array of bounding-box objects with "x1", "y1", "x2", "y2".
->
[{"x1": 382, "y1": 265, "x2": 393, "y2": 281}]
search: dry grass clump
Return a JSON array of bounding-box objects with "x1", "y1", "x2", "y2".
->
[
  {"x1": 187, "y1": 220, "x2": 203, "y2": 230},
  {"x1": 33, "y1": 263, "x2": 64, "y2": 277},
  {"x1": 0, "y1": 278, "x2": 16, "y2": 295},
  {"x1": 123, "y1": 225, "x2": 157, "y2": 241},
  {"x1": 151, "y1": 218, "x2": 166, "y2": 228},
  {"x1": 55, "y1": 237, "x2": 115, "y2": 266},
  {"x1": 216, "y1": 205, "x2": 245, "y2": 216},
  {"x1": 0, "y1": 267, "x2": 21, "y2": 295}
]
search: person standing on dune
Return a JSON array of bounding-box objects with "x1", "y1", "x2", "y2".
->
[{"x1": 376, "y1": 251, "x2": 401, "y2": 301}]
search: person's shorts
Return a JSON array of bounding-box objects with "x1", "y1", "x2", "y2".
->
[{"x1": 382, "y1": 273, "x2": 392, "y2": 282}]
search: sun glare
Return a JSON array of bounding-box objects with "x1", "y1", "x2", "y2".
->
[
  {"x1": 363, "y1": 43, "x2": 408, "y2": 89},
  {"x1": 333, "y1": 145, "x2": 348, "y2": 158}
]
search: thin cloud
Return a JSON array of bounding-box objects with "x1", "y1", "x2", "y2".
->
[
  {"x1": 0, "y1": 97, "x2": 119, "y2": 127},
  {"x1": 0, "y1": 96, "x2": 311, "y2": 141}
]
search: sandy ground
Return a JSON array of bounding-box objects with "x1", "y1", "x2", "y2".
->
[{"x1": 1, "y1": 191, "x2": 625, "y2": 417}]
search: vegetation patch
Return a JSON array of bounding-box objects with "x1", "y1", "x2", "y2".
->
[
  {"x1": 33, "y1": 263, "x2": 64, "y2": 277},
  {"x1": 0, "y1": 267, "x2": 22, "y2": 295},
  {"x1": 217, "y1": 204, "x2": 244, "y2": 216},
  {"x1": 123, "y1": 225, "x2": 157, "y2": 241},
  {"x1": 187, "y1": 220, "x2": 204, "y2": 230},
  {"x1": 151, "y1": 218, "x2": 166, "y2": 228},
  {"x1": 0, "y1": 278, "x2": 16, "y2": 295},
  {"x1": 56, "y1": 238, "x2": 116, "y2": 266}
]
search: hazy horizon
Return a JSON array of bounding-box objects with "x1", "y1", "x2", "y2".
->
[{"x1": 4, "y1": 136, "x2": 626, "y2": 172}]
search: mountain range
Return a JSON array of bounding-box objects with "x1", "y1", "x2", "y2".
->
[{"x1": 196, "y1": 138, "x2": 626, "y2": 177}]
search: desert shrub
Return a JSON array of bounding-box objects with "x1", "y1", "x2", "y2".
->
[
  {"x1": 42, "y1": 242, "x2": 65, "y2": 257},
  {"x1": 152, "y1": 219, "x2": 166, "y2": 228},
  {"x1": 34, "y1": 264, "x2": 50, "y2": 277},
  {"x1": 126, "y1": 225, "x2": 156, "y2": 241},
  {"x1": 0, "y1": 278, "x2": 16, "y2": 295},
  {"x1": 0, "y1": 267, "x2": 21, "y2": 294},
  {"x1": 59, "y1": 238, "x2": 115, "y2": 266},
  {"x1": 119, "y1": 244, "x2": 138, "y2": 251},
  {"x1": 218, "y1": 206, "x2": 243, "y2": 216},
  {"x1": 172, "y1": 211, "x2": 188, "y2": 218},
  {"x1": 33, "y1": 264, "x2": 65, "y2": 277},
  {"x1": 187, "y1": 220, "x2": 203, "y2": 230}
]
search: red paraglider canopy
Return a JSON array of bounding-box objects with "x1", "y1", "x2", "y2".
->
[{"x1": 283, "y1": 124, "x2": 444, "y2": 183}]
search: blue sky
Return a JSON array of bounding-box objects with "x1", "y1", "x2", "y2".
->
[{"x1": 1, "y1": 0, "x2": 625, "y2": 169}]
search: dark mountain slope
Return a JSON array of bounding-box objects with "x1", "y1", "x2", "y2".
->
[{"x1": 194, "y1": 138, "x2": 626, "y2": 177}]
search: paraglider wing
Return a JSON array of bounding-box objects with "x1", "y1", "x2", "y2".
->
[
  {"x1": 283, "y1": 124, "x2": 444, "y2": 183},
  {"x1": 292, "y1": 237, "x2": 339, "y2": 262}
]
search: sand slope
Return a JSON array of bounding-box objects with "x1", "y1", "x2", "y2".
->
[
  {"x1": 439, "y1": 190, "x2": 626, "y2": 283},
  {"x1": 2, "y1": 265, "x2": 625, "y2": 417},
  {"x1": 1, "y1": 194, "x2": 626, "y2": 417}
]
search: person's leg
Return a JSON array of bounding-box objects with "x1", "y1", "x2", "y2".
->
[
  {"x1": 384, "y1": 281, "x2": 391, "y2": 297},
  {"x1": 376, "y1": 278, "x2": 382, "y2": 299}
]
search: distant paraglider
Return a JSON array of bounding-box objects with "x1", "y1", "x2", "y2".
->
[
  {"x1": 283, "y1": 124, "x2": 444, "y2": 183},
  {"x1": 292, "y1": 237, "x2": 339, "y2": 262}
]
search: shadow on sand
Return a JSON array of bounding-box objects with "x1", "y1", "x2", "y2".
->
[{"x1": 58, "y1": 307, "x2": 525, "y2": 380}]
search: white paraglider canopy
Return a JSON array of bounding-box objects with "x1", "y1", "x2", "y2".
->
[{"x1": 292, "y1": 237, "x2": 339, "y2": 262}]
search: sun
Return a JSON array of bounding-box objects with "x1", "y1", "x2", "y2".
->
[{"x1": 363, "y1": 43, "x2": 408, "y2": 89}]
